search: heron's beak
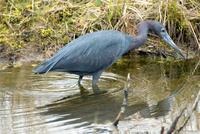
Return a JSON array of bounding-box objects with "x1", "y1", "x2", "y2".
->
[{"x1": 161, "y1": 33, "x2": 186, "y2": 59}]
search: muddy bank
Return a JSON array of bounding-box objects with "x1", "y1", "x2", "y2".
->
[{"x1": 0, "y1": 48, "x2": 187, "y2": 71}]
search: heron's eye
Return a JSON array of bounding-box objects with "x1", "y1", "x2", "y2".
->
[{"x1": 161, "y1": 28, "x2": 165, "y2": 33}]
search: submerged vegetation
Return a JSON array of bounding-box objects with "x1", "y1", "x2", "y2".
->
[{"x1": 0, "y1": 0, "x2": 199, "y2": 61}]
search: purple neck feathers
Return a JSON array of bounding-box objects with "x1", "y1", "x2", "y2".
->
[{"x1": 129, "y1": 20, "x2": 155, "y2": 50}]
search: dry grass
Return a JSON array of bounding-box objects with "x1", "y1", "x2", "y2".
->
[{"x1": 0, "y1": 0, "x2": 199, "y2": 60}]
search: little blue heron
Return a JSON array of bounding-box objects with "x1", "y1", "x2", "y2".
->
[{"x1": 33, "y1": 20, "x2": 185, "y2": 93}]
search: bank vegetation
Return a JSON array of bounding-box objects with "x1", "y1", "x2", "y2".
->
[{"x1": 0, "y1": 0, "x2": 199, "y2": 62}]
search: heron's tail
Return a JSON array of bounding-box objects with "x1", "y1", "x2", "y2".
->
[{"x1": 32, "y1": 60, "x2": 54, "y2": 74}]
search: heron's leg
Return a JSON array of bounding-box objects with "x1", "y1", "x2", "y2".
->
[
  {"x1": 78, "y1": 75, "x2": 83, "y2": 86},
  {"x1": 78, "y1": 75, "x2": 89, "y2": 95},
  {"x1": 92, "y1": 71, "x2": 104, "y2": 93}
]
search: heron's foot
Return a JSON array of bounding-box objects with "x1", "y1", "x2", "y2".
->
[{"x1": 92, "y1": 85, "x2": 107, "y2": 94}]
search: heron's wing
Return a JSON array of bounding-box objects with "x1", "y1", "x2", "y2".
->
[
  {"x1": 34, "y1": 34, "x2": 91, "y2": 73},
  {"x1": 53, "y1": 41, "x2": 124, "y2": 74},
  {"x1": 34, "y1": 30, "x2": 130, "y2": 74}
]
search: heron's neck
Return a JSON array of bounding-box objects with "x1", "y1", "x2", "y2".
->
[{"x1": 129, "y1": 21, "x2": 151, "y2": 50}]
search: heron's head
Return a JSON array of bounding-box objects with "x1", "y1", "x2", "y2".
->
[{"x1": 149, "y1": 21, "x2": 185, "y2": 59}]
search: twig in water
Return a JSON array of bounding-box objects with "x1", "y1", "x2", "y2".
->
[
  {"x1": 113, "y1": 73, "x2": 131, "y2": 126},
  {"x1": 167, "y1": 107, "x2": 186, "y2": 134},
  {"x1": 176, "y1": 90, "x2": 200, "y2": 133}
]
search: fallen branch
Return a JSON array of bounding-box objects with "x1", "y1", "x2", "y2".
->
[
  {"x1": 113, "y1": 73, "x2": 130, "y2": 126},
  {"x1": 176, "y1": 90, "x2": 200, "y2": 133},
  {"x1": 167, "y1": 107, "x2": 186, "y2": 134}
]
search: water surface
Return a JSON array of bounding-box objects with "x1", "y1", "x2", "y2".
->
[{"x1": 0, "y1": 55, "x2": 200, "y2": 133}]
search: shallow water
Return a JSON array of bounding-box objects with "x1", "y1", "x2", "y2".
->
[{"x1": 0, "y1": 55, "x2": 200, "y2": 134}]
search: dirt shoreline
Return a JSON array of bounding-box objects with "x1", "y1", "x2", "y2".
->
[
  {"x1": 0, "y1": 49, "x2": 167, "y2": 63},
  {"x1": 0, "y1": 44, "x2": 198, "y2": 71}
]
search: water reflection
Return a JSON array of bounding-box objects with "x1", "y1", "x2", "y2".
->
[{"x1": 0, "y1": 55, "x2": 199, "y2": 133}]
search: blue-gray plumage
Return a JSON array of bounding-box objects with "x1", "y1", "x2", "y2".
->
[{"x1": 33, "y1": 20, "x2": 185, "y2": 93}]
